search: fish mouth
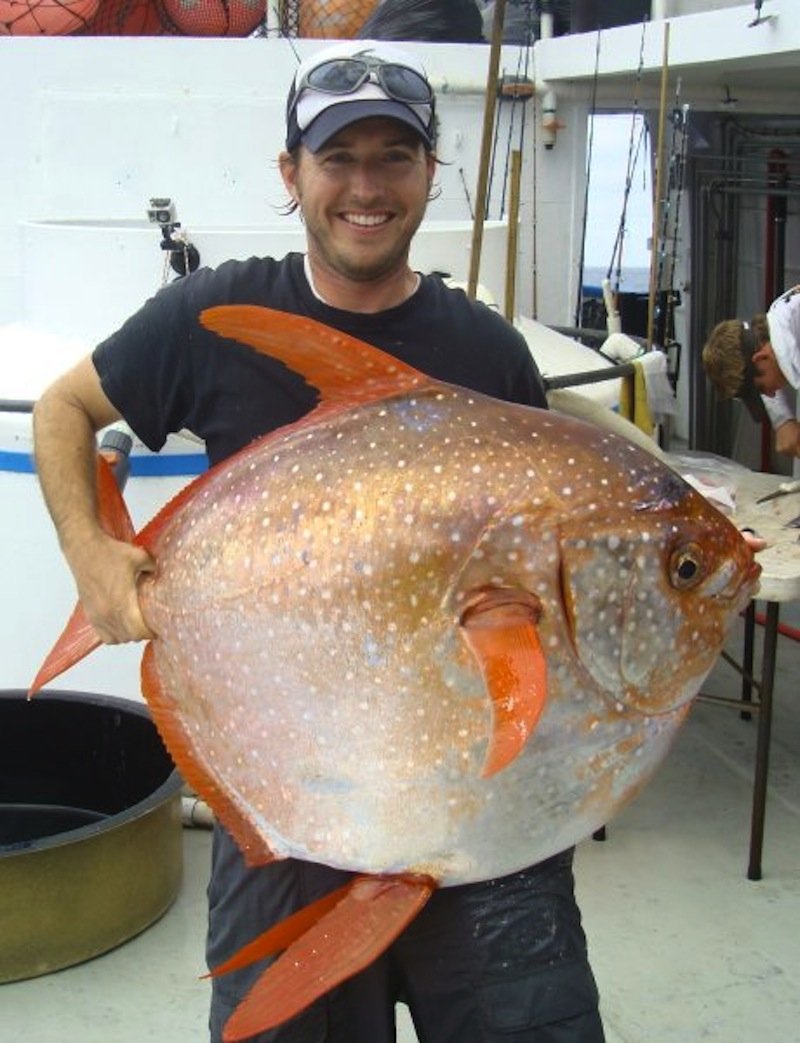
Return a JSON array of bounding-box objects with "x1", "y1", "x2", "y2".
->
[
  {"x1": 699, "y1": 555, "x2": 754, "y2": 601},
  {"x1": 733, "y1": 558, "x2": 762, "y2": 608},
  {"x1": 701, "y1": 547, "x2": 761, "y2": 611}
]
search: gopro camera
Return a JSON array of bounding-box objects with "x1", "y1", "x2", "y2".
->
[{"x1": 147, "y1": 197, "x2": 177, "y2": 225}]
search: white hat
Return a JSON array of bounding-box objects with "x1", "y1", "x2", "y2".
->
[{"x1": 285, "y1": 40, "x2": 436, "y2": 153}]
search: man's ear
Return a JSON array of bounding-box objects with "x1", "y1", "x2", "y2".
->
[{"x1": 278, "y1": 150, "x2": 300, "y2": 203}]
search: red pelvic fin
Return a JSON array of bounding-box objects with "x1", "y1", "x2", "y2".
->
[
  {"x1": 460, "y1": 587, "x2": 548, "y2": 778},
  {"x1": 199, "y1": 305, "x2": 431, "y2": 411},
  {"x1": 141, "y1": 643, "x2": 276, "y2": 867},
  {"x1": 221, "y1": 874, "x2": 435, "y2": 1042},
  {"x1": 29, "y1": 454, "x2": 136, "y2": 696}
]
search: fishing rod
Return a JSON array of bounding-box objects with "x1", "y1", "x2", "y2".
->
[
  {"x1": 485, "y1": 70, "x2": 503, "y2": 220},
  {"x1": 651, "y1": 77, "x2": 689, "y2": 351},
  {"x1": 498, "y1": 5, "x2": 535, "y2": 218},
  {"x1": 647, "y1": 20, "x2": 671, "y2": 347},
  {"x1": 468, "y1": 0, "x2": 506, "y2": 298},
  {"x1": 530, "y1": 37, "x2": 540, "y2": 319},
  {"x1": 607, "y1": 17, "x2": 648, "y2": 295},
  {"x1": 663, "y1": 100, "x2": 690, "y2": 352}
]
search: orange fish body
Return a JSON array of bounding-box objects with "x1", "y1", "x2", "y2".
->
[{"x1": 31, "y1": 306, "x2": 760, "y2": 1041}]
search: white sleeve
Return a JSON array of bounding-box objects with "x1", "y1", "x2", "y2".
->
[{"x1": 767, "y1": 290, "x2": 800, "y2": 389}]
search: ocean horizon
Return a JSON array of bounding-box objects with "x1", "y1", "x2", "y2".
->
[{"x1": 582, "y1": 265, "x2": 650, "y2": 295}]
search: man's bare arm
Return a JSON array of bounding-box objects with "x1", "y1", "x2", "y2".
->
[
  {"x1": 33, "y1": 357, "x2": 155, "y2": 643},
  {"x1": 775, "y1": 419, "x2": 800, "y2": 458}
]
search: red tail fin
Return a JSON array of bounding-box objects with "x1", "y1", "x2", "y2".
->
[
  {"x1": 207, "y1": 882, "x2": 353, "y2": 979},
  {"x1": 221, "y1": 875, "x2": 435, "y2": 1042},
  {"x1": 29, "y1": 454, "x2": 136, "y2": 696}
]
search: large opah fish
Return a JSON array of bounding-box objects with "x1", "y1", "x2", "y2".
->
[{"x1": 32, "y1": 306, "x2": 760, "y2": 1042}]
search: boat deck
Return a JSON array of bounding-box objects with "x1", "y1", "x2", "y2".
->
[{"x1": 2, "y1": 605, "x2": 798, "y2": 1043}]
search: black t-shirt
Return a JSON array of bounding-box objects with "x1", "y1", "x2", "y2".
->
[{"x1": 93, "y1": 252, "x2": 547, "y2": 466}]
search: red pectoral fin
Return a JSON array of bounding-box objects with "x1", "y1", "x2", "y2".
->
[
  {"x1": 29, "y1": 454, "x2": 135, "y2": 697},
  {"x1": 221, "y1": 875, "x2": 435, "y2": 1042},
  {"x1": 28, "y1": 602, "x2": 101, "y2": 696},
  {"x1": 460, "y1": 587, "x2": 547, "y2": 778}
]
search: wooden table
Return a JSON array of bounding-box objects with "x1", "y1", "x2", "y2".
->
[{"x1": 705, "y1": 468, "x2": 800, "y2": 880}]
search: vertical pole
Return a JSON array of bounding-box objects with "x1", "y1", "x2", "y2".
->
[
  {"x1": 748, "y1": 601, "x2": 779, "y2": 881},
  {"x1": 504, "y1": 149, "x2": 523, "y2": 321}
]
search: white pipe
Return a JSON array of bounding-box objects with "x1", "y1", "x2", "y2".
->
[
  {"x1": 538, "y1": 8, "x2": 559, "y2": 149},
  {"x1": 602, "y1": 278, "x2": 622, "y2": 335},
  {"x1": 541, "y1": 88, "x2": 560, "y2": 150},
  {"x1": 266, "y1": 0, "x2": 281, "y2": 34},
  {"x1": 181, "y1": 796, "x2": 215, "y2": 829}
]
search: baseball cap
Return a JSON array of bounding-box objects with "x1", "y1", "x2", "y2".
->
[{"x1": 285, "y1": 40, "x2": 436, "y2": 154}]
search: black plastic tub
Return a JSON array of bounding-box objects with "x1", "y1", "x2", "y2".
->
[{"x1": 0, "y1": 689, "x2": 183, "y2": 983}]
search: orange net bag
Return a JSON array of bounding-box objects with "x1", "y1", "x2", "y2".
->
[
  {"x1": 298, "y1": 0, "x2": 377, "y2": 39},
  {"x1": 1, "y1": 0, "x2": 99, "y2": 34},
  {"x1": 78, "y1": 0, "x2": 173, "y2": 34},
  {"x1": 159, "y1": 0, "x2": 264, "y2": 35}
]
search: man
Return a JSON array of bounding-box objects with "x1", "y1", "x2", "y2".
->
[
  {"x1": 32, "y1": 40, "x2": 605, "y2": 1043},
  {"x1": 703, "y1": 286, "x2": 800, "y2": 458}
]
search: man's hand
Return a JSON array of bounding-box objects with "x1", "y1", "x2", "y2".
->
[
  {"x1": 740, "y1": 530, "x2": 767, "y2": 553},
  {"x1": 775, "y1": 419, "x2": 800, "y2": 457},
  {"x1": 69, "y1": 533, "x2": 156, "y2": 644},
  {"x1": 33, "y1": 356, "x2": 157, "y2": 645}
]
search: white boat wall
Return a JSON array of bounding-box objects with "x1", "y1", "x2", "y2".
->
[{"x1": 1, "y1": 1, "x2": 798, "y2": 699}]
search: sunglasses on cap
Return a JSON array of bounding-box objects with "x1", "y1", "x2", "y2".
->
[{"x1": 292, "y1": 55, "x2": 433, "y2": 111}]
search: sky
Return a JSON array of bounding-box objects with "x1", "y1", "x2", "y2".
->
[{"x1": 583, "y1": 113, "x2": 653, "y2": 272}]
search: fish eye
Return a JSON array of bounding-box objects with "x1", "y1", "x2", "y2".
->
[{"x1": 669, "y1": 543, "x2": 705, "y2": 589}]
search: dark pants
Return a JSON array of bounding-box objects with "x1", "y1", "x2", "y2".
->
[{"x1": 208, "y1": 828, "x2": 605, "y2": 1043}]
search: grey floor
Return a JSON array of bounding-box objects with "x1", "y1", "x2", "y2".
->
[{"x1": 2, "y1": 605, "x2": 798, "y2": 1043}]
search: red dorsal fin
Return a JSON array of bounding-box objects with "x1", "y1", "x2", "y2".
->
[
  {"x1": 221, "y1": 875, "x2": 435, "y2": 1042},
  {"x1": 199, "y1": 305, "x2": 430, "y2": 413},
  {"x1": 460, "y1": 587, "x2": 548, "y2": 778},
  {"x1": 29, "y1": 454, "x2": 137, "y2": 696}
]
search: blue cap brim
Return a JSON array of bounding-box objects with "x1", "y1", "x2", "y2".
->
[{"x1": 295, "y1": 99, "x2": 434, "y2": 153}]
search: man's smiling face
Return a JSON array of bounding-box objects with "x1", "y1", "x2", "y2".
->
[{"x1": 280, "y1": 117, "x2": 435, "y2": 286}]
